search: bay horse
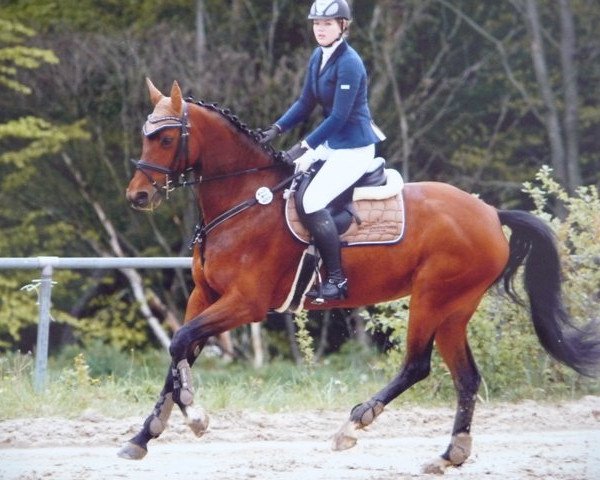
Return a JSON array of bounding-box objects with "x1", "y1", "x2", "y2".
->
[{"x1": 120, "y1": 79, "x2": 600, "y2": 473}]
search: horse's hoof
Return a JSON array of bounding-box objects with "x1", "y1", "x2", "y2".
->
[
  {"x1": 331, "y1": 420, "x2": 359, "y2": 451},
  {"x1": 350, "y1": 399, "x2": 385, "y2": 428},
  {"x1": 421, "y1": 457, "x2": 451, "y2": 474},
  {"x1": 185, "y1": 406, "x2": 209, "y2": 437},
  {"x1": 117, "y1": 442, "x2": 147, "y2": 460}
]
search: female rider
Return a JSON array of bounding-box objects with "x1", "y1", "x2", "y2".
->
[{"x1": 260, "y1": 0, "x2": 385, "y2": 301}]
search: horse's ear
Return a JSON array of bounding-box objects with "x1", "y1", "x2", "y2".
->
[
  {"x1": 170, "y1": 81, "x2": 183, "y2": 115},
  {"x1": 146, "y1": 77, "x2": 163, "y2": 106}
]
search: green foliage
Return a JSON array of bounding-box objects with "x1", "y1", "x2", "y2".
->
[
  {"x1": 523, "y1": 165, "x2": 600, "y2": 329},
  {"x1": 75, "y1": 291, "x2": 149, "y2": 350},
  {"x1": 59, "y1": 352, "x2": 101, "y2": 388},
  {"x1": 0, "y1": 18, "x2": 90, "y2": 170},
  {"x1": 0, "y1": 117, "x2": 89, "y2": 166},
  {"x1": 0, "y1": 269, "x2": 79, "y2": 349},
  {"x1": 0, "y1": 275, "x2": 39, "y2": 348},
  {"x1": 293, "y1": 310, "x2": 315, "y2": 366},
  {"x1": 0, "y1": 18, "x2": 58, "y2": 94},
  {"x1": 367, "y1": 167, "x2": 600, "y2": 401}
]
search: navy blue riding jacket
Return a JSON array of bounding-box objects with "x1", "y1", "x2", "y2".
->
[{"x1": 275, "y1": 41, "x2": 384, "y2": 150}]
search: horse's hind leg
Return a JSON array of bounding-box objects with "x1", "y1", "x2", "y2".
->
[
  {"x1": 421, "y1": 315, "x2": 481, "y2": 474},
  {"x1": 332, "y1": 300, "x2": 438, "y2": 451}
]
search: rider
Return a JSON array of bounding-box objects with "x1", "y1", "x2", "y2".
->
[{"x1": 259, "y1": 0, "x2": 385, "y2": 301}]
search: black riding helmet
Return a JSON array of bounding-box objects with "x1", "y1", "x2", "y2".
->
[{"x1": 307, "y1": 0, "x2": 352, "y2": 21}]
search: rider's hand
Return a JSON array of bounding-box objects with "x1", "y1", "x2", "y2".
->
[
  {"x1": 282, "y1": 142, "x2": 308, "y2": 166},
  {"x1": 258, "y1": 124, "x2": 281, "y2": 144}
]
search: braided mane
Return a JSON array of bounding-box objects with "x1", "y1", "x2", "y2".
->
[{"x1": 186, "y1": 97, "x2": 282, "y2": 162}]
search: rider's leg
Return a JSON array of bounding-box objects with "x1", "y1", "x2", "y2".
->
[
  {"x1": 304, "y1": 208, "x2": 348, "y2": 299},
  {"x1": 302, "y1": 144, "x2": 376, "y2": 214},
  {"x1": 303, "y1": 144, "x2": 375, "y2": 300}
]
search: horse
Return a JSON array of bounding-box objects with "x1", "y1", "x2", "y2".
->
[{"x1": 120, "y1": 79, "x2": 600, "y2": 473}]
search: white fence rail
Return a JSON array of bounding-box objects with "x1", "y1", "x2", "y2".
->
[{"x1": 0, "y1": 256, "x2": 193, "y2": 392}]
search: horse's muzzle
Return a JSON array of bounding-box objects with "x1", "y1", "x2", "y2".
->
[{"x1": 126, "y1": 188, "x2": 161, "y2": 211}]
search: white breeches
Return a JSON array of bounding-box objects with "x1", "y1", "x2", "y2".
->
[{"x1": 299, "y1": 143, "x2": 378, "y2": 214}]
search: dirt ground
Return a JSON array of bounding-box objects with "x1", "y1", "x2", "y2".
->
[{"x1": 1, "y1": 396, "x2": 599, "y2": 480}]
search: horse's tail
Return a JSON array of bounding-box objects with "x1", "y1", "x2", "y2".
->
[{"x1": 497, "y1": 209, "x2": 600, "y2": 377}]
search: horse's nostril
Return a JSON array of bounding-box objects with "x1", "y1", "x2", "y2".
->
[
  {"x1": 134, "y1": 191, "x2": 149, "y2": 206},
  {"x1": 127, "y1": 190, "x2": 149, "y2": 208}
]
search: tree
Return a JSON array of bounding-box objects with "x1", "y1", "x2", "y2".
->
[
  {"x1": 0, "y1": 19, "x2": 89, "y2": 348},
  {"x1": 517, "y1": 0, "x2": 582, "y2": 193},
  {"x1": 0, "y1": 19, "x2": 89, "y2": 165},
  {"x1": 1, "y1": 0, "x2": 598, "y2": 358}
]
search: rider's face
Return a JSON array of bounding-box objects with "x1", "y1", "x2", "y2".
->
[{"x1": 313, "y1": 19, "x2": 342, "y2": 46}]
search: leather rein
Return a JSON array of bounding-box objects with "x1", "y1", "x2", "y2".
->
[{"x1": 130, "y1": 100, "x2": 301, "y2": 248}]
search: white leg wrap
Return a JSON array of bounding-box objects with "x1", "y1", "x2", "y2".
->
[
  {"x1": 421, "y1": 433, "x2": 473, "y2": 474},
  {"x1": 176, "y1": 359, "x2": 195, "y2": 406},
  {"x1": 148, "y1": 392, "x2": 174, "y2": 436},
  {"x1": 447, "y1": 432, "x2": 472, "y2": 465},
  {"x1": 184, "y1": 405, "x2": 210, "y2": 437}
]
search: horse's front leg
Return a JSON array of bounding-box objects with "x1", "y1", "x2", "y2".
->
[
  {"x1": 118, "y1": 365, "x2": 179, "y2": 459},
  {"x1": 170, "y1": 337, "x2": 209, "y2": 437},
  {"x1": 120, "y1": 291, "x2": 262, "y2": 460},
  {"x1": 117, "y1": 340, "x2": 210, "y2": 460},
  {"x1": 118, "y1": 269, "x2": 214, "y2": 460},
  {"x1": 168, "y1": 291, "x2": 261, "y2": 411}
]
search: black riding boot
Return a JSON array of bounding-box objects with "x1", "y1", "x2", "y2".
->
[{"x1": 304, "y1": 209, "x2": 348, "y2": 301}]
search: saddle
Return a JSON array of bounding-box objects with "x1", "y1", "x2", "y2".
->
[{"x1": 285, "y1": 159, "x2": 406, "y2": 246}]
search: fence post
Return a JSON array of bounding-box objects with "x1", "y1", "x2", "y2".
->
[
  {"x1": 0, "y1": 256, "x2": 193, "y2": 393},
  {"x1": 33, "y1": 263, "x2": 54, "y2": 392}
]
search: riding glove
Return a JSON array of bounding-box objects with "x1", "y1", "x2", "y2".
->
[
  {"x1": 258, "y1": 124, "x2": 281, "y2": 144},
  {"x1": 282, "y1": 142, "x2": 308, "y2": 166}
]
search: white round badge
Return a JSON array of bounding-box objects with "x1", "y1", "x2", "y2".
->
[{"x1": 255, "y1": 187, "x2": 274, "y2": 205}]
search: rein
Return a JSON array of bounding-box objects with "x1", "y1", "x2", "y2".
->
[{"x1": 189, "y1": 170, "x2": 303, "y2": 250}]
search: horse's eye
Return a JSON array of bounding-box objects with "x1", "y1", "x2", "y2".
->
[{"x1": 160, "y1": 136, "x2": 174, "y2": 148}]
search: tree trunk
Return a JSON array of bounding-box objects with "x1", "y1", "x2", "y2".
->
[
  {"x1": 62, "y1": 153, "x2": 171, "y2": 350},
  {"x1": 523, "y1": 0, "x2": 568, "y2": 187},
  {"x1": 251, "y1": 323, "x2": 264, "y2": 368},
  {"x1": 195, "y1": 0, "x2": 207, "y2": 65},
  {"x1": 558, "y1": 0, "x2": 582, "y2": 190},
  {"x1": 346, "y1": 308, "x2": 372, "y2": 350},
  {"x1": 315, "y1": 310, "x2": 331, "y2": 360}
]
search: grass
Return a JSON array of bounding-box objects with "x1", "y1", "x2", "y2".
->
[
  {"x1": 0, "y1": 345, "x2": 391, "y2": 420},
  {"x1": 1, "y1": 343, "x2": 598, "y2": 421}
]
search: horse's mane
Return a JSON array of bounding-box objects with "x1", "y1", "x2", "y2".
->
[{"x1": 186, "y1": 97, "x2": 283, "y2": 162}]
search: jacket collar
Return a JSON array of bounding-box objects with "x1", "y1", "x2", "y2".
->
[{"x1": 317, "y1": 40, "x2": 348, "y2": 77}]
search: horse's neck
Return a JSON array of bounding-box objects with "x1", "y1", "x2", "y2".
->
[
  {"x1": 195, "y1": 145, "x2": 283, "y2": 224},
  {"x1": 195, "y1": 171, "x2": 284, "y2": 236}
]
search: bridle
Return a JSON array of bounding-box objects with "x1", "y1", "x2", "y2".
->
[
  {"x1": 130, "y1": 99, "x2": 302, "y2": 253},
  {"x1": 130, "y1": 100, "x2": 290, "y2": 196},
  {"x1": 130, "y1": 101, "x2": 194, "y2": 199}
]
